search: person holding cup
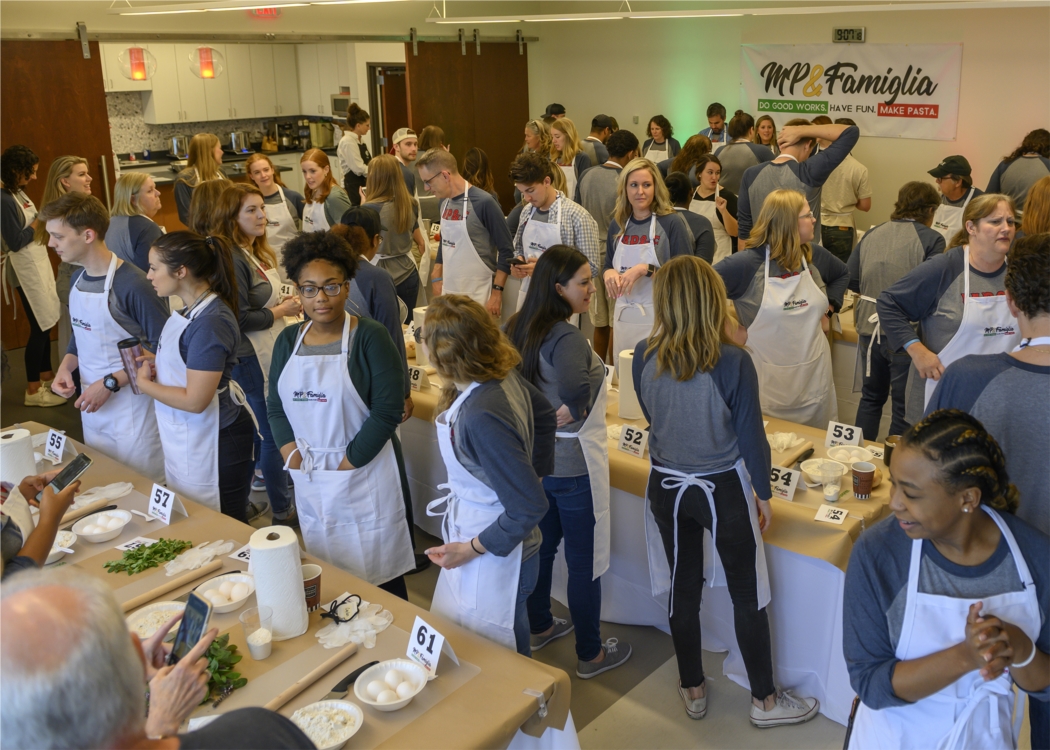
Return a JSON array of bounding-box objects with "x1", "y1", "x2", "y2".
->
[
  {"x1": 44, "y1": 193, "x2": 169, "y2": 483},
  {"x1": 843, "y1": 409, "x2": 1049, "y2": 749}
]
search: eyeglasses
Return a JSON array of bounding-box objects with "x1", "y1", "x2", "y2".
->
[
  {"x1": 799, "y1": 212, "x2": 815, "y2": 220},
  {"x1": 421, "y1": 170, "x2": 447, "y2": 189},
  {"x1": 298, "y1": 281, "x2": 347, "y2": 298}
]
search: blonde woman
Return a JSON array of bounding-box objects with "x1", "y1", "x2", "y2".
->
[
  {"x1": 186, "y1": 180, "x2": 228, "y2": 236},
  {"x1": 1021, "y1": 175, "x2": 1050, "y2": 235},
  {"x1": 715, "y1": 189, "x2": 848, "y2": 428},
  {"x1": 635, "y1": 255, "x2": 818, "y2": 726},
  {"x1": 753, "y1": 115, "x2": 779, "y2": 155},
  {"x1": 601, "y1": 158, "x2": 692, "y2": 371},
  {"x1": 245, "y1": 153, "x2": 304, "y2": 277},
  {"x1": 420, "y1": 294, "x2": 556, "y2": 655},
  {"x1": 877, "y1": 193, "x2": 1019, "y2": 426},
  {"x1": 522, "y1": 119, "x2": 552, "y2": 156},
  {"x1": 300, "y1": 148, "x2": 351, "y2": 234},
  {"x1": 174, "y1": 134, "x2": 228, "y2": 226},
  {"x1": 107, "y1": 172, "x2": 164, "y2": 272},
  {"x1": 550, "y1": 118, "x2": 590, "y2": 199},
  {"x1": 362, "y1": 155, "x2": 426, "y2": 321}
]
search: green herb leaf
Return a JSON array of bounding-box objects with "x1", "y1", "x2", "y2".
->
[{"x1": 104, "y1": 538, "x2": 192, "y2": 575}]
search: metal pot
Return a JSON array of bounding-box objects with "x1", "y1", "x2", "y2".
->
[
  {"x1": 169, "y1": 135, "x2": 189, "y2": 159},
  {"x1": 229, "y1": 131, "x2": 251, "y2": 153},
  {"x1": 279, "y1": 135, "x2": 296, "y2": 149}
]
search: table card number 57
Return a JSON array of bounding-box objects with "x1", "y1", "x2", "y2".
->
[
  {"x1": 617, "y1": 425, "x2": 649, "y2": 458},
  {"x1": 825, "y1": 421, "x2": 863, "y2": 448}
]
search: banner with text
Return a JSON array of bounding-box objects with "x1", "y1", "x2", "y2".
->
[{"x1": 740, "y1": 44, "x2": 962, "y2": 140}]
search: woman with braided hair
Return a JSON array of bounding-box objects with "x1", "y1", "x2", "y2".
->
[{"x1": 843, "y1": 409, "x2": 1049, "y2": 750}]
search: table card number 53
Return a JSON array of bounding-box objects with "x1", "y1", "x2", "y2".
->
[{"x1": 825, "y1": 421, "x2": 863, "y2": 448}]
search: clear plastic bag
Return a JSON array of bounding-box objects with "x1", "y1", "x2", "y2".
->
[
  {"x1": 766, "y1": 432, "x2": 805, "y2": 453},
  {"x1": 70, "y1": 482, "x2": 134, "y2": 509},
  {"x1": 164, "y1": 539, "x2": 235, "y2": 576}
]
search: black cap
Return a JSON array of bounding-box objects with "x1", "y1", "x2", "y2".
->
[
  {"x1": 591, "y1": 114, "x2": 614, "y2": 130},
  {"x1": 928, "y1": 155, "x2": 972, "y2": 178},
  {"x1": 340, "y1": 206, "x2": 384, "y2": 239},
  {"x1": 543, "y1": 103, "x2": 566, "y2": 118}
]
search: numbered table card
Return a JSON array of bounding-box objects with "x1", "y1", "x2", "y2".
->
[
  {"x1": 604, "y1": 364, "x2": 615, "y2": 392},
  {"x1": 815, "y1": 504, "x2": 848, "y2": 525},
  {"x1": 617, "y1": 425, "x2": 650, "y2": 458},
  {"x1": 825, "y1": 421, "x2": 864, "y2": 448},
  {"x1": 280, "y1": 283, "x2": 297, "y2": 299},
  {"x1": 147, "y1": 483, "x2": 187, "y2": 525},
  {"x1": 408, "y1": 366, "x2": 431, "y2": 391},
  {"x1": 867, "y1": 445, "x2": 885, "y2": 460},
  {"x1": 116, "y1": 536, "x2": 158, "y2": 552},
  {"x1": 44, "y1": 429, "x2": 67, "y2": 465},
  {"x1": 406, "y1": 615, "x2": 459, "y2": 679},
  {"x1": 228, "y1": 543, "x2": 252, "y2": 565},
  {"x1": 770, "y1": 466, "x2": 801, "y2": 501}
]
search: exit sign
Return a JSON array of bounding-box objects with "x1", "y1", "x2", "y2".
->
[
  {"x1": 251, "y1": 8, "x2": 282, "y2": 17},
  {"x1": 833, "y1": 27, "x2": 865, "y2": 43}
]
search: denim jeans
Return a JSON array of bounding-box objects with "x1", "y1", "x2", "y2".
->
[
  {"x1": 394, "y1": 273, "x2": 420, "y2": 324},
  {"x1": 231, "y1": 353, "x2": 292, "y2": 517},
  {"x1": 217, "y1": 407, "x2": 257, "y2": 523},
  {"x1": 1032, "y1": 696, "x2": 1049, "y2": 750},
  {"x1": 820, "y1": 224, "x2": 856, "y2": 264},
  {"x1": 855, "y1": 333, "x2": 913, "y2": 442},
  {"x1": 527, "y1": 474, "x2": 603, "y2": 661},
  {"x1": 515, "y1": 552, "x2": 541, "y2": 657}
]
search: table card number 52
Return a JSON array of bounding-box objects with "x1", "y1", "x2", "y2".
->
[
  {"x1": 43, "y1": 429, "x2": 67, "y2": 465},
  {"x1": 617, "y1": 425, "x2": 649, "y2": 458},
  {"x1": 770, "y1": 466, "x2": 800, "y2": 501},
  {"x1": 825, "y1": 421, "x2": 863, "y2": 448}
]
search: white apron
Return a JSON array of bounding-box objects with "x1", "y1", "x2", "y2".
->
[
  {"x1": 440, "y1": 183, "x2": 493, "y2": 306},
  {"x1": 644, "y1": 458, "x2": 770, "y2": 612},
  {"x1": 277, "y1": 314, "x2": 414, "y2": 585},
  {"x1": 688, "y1": 189, "x2": 733, "y2": 264},
  {"x1": 849, "y1": 508, "x2": 1040, "y2": 750},
  {"x1": 516, "y1": 198, "x2": 564, "y2": 311},
  {"x1": 240, "y1": 248, "x2": 289, "y2": 394},
  {"x1": 853, "y1": 293, "x2": 883, "y2": 390},
  {"x1": 612, "y1": 215, "x2": 659, "y2": 373},
  {"x1": 69, "y1": 255, "x2": 165, "y2": 484},
  {"x1": 932, "y1": 188, "x2": 975, "y2": 243},
  {"x1": 558, "y1": 164, "x2": 578, "y2": 202},
  {"x1": 427, "y1": 382, "x2": 523, "y2": 650},
  {"x1": 923, "y1": 247, "x2": 1016, "y2": 409},
  {"x1": 154, "y1": 294, "x2": 224, "y2": 512},
  {"x1": 264, "y1": 186, "x2": 299, "y2": 282},
  {"x1": 554, "y1": 361, "x2": 611, "y2": 580},
  {"x1": 3, "y1": 190, "x2": 60, "y2": 329},
  {"x1": 747, "y1": 249, "x2": 837, "y2": 428},
  {"x1": 643, "y1": 141, "x2": 669, "y2": 161},
  {"x1": 301, "y1": 196, "x2": 331, "y2": 233}
]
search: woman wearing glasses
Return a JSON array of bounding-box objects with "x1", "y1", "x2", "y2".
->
[{"x1": 266, "y1": 230, "x2": 415, "y2": 599}]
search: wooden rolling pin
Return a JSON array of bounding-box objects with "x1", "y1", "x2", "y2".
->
[
  {"x1": 121, "y1": 558, "x2": 223, "y2": 612},
  {"x1": 61, "y1": 496, "x2": 113, "y2": 528},
  {"x1": 263, "y1": 642, "x2": 358, "y2": 711}
]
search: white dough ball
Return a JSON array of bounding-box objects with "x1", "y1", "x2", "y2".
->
[
  {"x1": 384, "y1": 670, "x2": 402, "y2": 688},
  {"x1": 377, "y1": 690, "x2": 398, "y2": 704},
  {"x1": 396, "y1": 681, "x2": 415, "y2": 699},
  {"x1": 218, "y1": 581, "x2": 235, "y2": 597},
  {"x1": 230, "y1": 582, "x2": 249, "y2": 601},
  {"x1": 366, "y1": 680, "x2": 384, "y2": 699}
]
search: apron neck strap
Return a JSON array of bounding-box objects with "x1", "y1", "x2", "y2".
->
[
  {"x1": 292, "y1": 312, "x2": 353, "y2": 354},
  {"x1": 103, "y1": 253, "x2": 120, "y2": 291},
  {"x1": 446, "y1": 381, "x2": 482, "y2": 424}
]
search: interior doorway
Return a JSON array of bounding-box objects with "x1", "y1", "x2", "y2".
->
[{"x1": 367, "y1": 64, "x2": 408, "y2": 157}]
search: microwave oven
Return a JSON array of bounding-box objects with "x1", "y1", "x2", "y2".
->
[{"x1": 331, "y1": 94, "x2": 351, "y2": 119}]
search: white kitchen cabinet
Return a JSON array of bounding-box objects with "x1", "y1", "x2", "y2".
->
[
  {"x1": 201, "y1": 44, "x2": 232, "y2": 121},
  {"x1": 174, "y1": 44, "x2": 208, "y2": 122},
  {"x1": 141, "y1": 44, "x2": 182, "y2": 125},
  {"x1": 316, "y1": 43, "x2": 340, "y2": 115},
  {"x1": 296, "y1": 45, "x2": 322, "y2": 117},
  {"x1": 249, "y1": 44, "x2": 278, "y2": 117},
  {"x1": 273, "y1": 45, "x2": 300, "y2": 116},
  {"x1": 100, "y1": 43, "x2": 152, "y2": 92},
  {"x1": 226, "y1": 44, "x2": 256, "y2": 119},
  {"x1": 269, "y1": 152, "x2": 305, "y2": 195}
]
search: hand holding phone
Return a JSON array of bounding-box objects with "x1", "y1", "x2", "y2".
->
[
  {"x1": 168, "y1": 592, "x2": 213, "y2": 666},
  {"x1": 35, "y1": 453, "x2": 92, "y2": 502}
]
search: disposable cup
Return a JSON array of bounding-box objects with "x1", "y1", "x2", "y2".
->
[
  {"x1": 852, "y1": 461, "x2": 877, "y2": 499},
  {"x1": 301, "y1": 564, "x2": 322, "y2": 612},
  {"x1": 883, "y1": 435, "x2": 901, "y2": 467},
  {"x1": 240, "y1": 606, "x2": 273, "y2": 660}
]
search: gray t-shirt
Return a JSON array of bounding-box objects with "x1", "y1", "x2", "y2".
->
[
  {"x1": 363, "y1": 200, "x2": 419, "y2": 285},
  {"x1": 576, "y1": 164, "x2": 621, "y2": 235},
  {"x1": 987, "y1": 155, "x2": 1050, "y2": 208},
  {"x1": 262, "y1": 187, "x2": 304, "y2": 221},
  {"x1": 435, "y1": 186, "x2": 514, "y2": 275},
  {"x1": 715, "y1": 141, "x2": 774, "y2": 195},
  {"x1": 68, "y1": 261, "x2": 170, "y2": 356},
  {"x1": 295, "y1": 325, "x2": 357, "y2": 357},
  {"x1": 233, "y1": 250, "x2": 276, "y2": 359}
]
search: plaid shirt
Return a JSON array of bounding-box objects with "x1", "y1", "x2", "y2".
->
[{"x1": 512, "y1": 191, "x2": 604, "y2": 278}]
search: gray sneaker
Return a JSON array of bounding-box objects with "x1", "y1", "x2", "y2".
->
[
  {"x1": 576, "y1": 638, "x2": 632, "y2": 679},
  {"x1": 530, "y1": 617, "x2": 574, "y2": 651},
  {"x1": 749, "y1": 689, "x2": 819, "y2": 728},
  {"x1": 245, "y1": 499, "x2": 270, "y2": 523}
]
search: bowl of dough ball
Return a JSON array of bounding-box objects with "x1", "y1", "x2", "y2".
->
[
  {"x1": 72, "y1": 509, "x2": 132, "y2": 543},
  {"x1": 46, "y1": 530, "x2": 78, "y2": 565},
  {"x1": 290, "y1": 700, "x2": 363, "y2": 750},
  {"x1": 353, "y1": 659, "x2": 427, "y2": 712},
  {"x1": 826, "y1": 446, "x2": 874, "y2": 466},
  {"x1": 196, "y1": 573, "x2": 255, "y2": 613}
]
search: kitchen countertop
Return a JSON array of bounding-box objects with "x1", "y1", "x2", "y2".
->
[{"x1": 119, "y1": 161, "x2": 294, "y2": 185}]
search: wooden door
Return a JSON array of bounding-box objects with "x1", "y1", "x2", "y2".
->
[
  {"x1": 405, "y1": 42, "x2": 529, "y2": 210},
  {"x1": 0, "y1": 40, "x2": 115, "y2": 350},
  {"x1": 380, "y1": 67, "x2": 409, "y2": 155}
]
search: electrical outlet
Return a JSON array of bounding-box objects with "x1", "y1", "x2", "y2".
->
[{"x1": 632, "y1": 115, "x2": 639, "y2": 124}]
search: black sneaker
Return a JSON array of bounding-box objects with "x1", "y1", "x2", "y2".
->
[
  {"x1": 273, "y1": 508, "x2": 299, "y2": 528},
  {"x1": 407, "y1": 553, "x2": 431, "y2": 574},
  {"x1": 245, "y1": 499, "x2": 270, "y2": 523}
]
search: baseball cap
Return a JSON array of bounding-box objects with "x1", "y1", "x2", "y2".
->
[
  {"x1": 340, "y1": 206, "x2": 384, "y2": 238},
  {"x1": 591, "y1": 114, "x2": 614, "y2": 130},
  {"x1": 928, "y1": 155, "x2": 972, "y2": 178},
  {"x1": 543, "y1": 103, "x2": 566, "y2": 118},
  {"x1": 392, "y1": 127, "x2": 416, "y2": 145}
]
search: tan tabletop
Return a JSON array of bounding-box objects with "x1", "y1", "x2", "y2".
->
[
  {"x1": 404, "y1": 356, "x2": 889, "y2": 572},
  {"x1": 11, "y1": 421, "x2": 570, "y2": 749}
]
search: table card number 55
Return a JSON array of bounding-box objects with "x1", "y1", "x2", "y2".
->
[
  {"x1": 617, "y1": 425, "x2": 649, "y2": 458},
  {"x1": 770, "y1": 466, "x2": 800, "y2": 501},
  {"x1": 825, "y1": 421, "x2": 863, "y2": 448},
  {"x1": 43, "y1": 429, "x2": 67, "y2": 465}
]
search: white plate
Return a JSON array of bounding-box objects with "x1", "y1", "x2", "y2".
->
[
  {"x1": 194, "y1": 572, "x2": 255, "y2": 613},
  {"x1": 353, "y1": 659, "x2": 427, "y2": 712},
  {"x1": 126, "y1": 601, "x2": 185, "y2": 641},
  {"x1": 290, "y1": 700, "x2": 363, "y2": 750},
  {"x1": 72, "y1": 509, "x2": 132, "y2": 543}
]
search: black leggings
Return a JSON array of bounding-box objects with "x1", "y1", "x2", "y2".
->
[
  {"x1": 16, "y1": 286, "x2": 53, "y2": 382},
  {"x1": 647, "y1": 466, "x2": 775, "y2": 700},
  {"x1": 216, "y1": 407, "x2": 256, "y2": 523}
]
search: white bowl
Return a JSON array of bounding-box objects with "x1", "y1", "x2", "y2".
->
[
  {"x1": 46, "y1": 530, "x2": 78, "y2": 565},
  {"x1": 353, "y1": 659, "x2": 427, "y2": 712},
  {"x1": 826, "y1": 446, "x2": 873, "y2": 466},
  {"x1": 195, "y1": 572, "x2": 255, "y2": 613},
  {"x1": 72, "y1": 509, "x2": 132, "y2": 543},
  {"x1": 800, "y1": 458, "x2": 849, "y2": 486},
  {"x1": 126, "y1": 601, "x2": 185, "y2": 641},
  {"x1": 290, "y1": 699, "x2": 363, "y2": 750}
]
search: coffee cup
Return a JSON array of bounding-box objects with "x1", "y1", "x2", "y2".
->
[
  {"x1": 301, "y1": 564, "x2": 322, "y2": 612},
  {"x1": 883, "y1": 435, "x2": 900, "y2": 467},
  {"x1": 852, "y1": 461, "x2": 877, "y2": 499}
]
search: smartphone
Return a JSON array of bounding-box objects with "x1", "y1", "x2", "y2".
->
[
  {"x1": 509, "y1": 256, "x2": 528, "y2": 266},
  {"x1": 167, "y1": 592, "x2": 213, "y2": 666},
  {"x1": 36, "y1": 453, "x2": 92, "y2": 501}
]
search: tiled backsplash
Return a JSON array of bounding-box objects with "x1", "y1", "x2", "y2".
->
[{"x1": 106, "y1": 92, "x2": 271, "y2": 155}]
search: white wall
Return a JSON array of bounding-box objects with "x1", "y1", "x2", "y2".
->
[
  {"x1": 346, "y1": 43, "x2": 406, "y2": 110},
  {"x1": 527, "y1": 7, "x2": 1050, "y2": 226}
]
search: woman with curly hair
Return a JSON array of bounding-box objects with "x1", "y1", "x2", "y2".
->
[
  {"x1": 642, "y1": 114, "x2": 681, "y2": 161},
  {"x1": 986, "y1": 128, "x2": 1050, "y2": 210},
  {"x1": 843, "y1": 408, "x2": 1048, "y2": 749}
]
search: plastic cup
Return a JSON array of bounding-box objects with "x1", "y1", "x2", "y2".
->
[
  {"x1": 852, "y1": 461, "x2": 877, "y2": 499},
  {"x1": 820, "y1": 461, "x2": 846, "y2": 503},
  {"x1": 883, "y1": 435, "x2": 901, "y2": 467},
  {"x1": 240, "y1": 606, "x2": 273, "y2": 660},
  {"x1": 301, "y1": 564, "x2": 322, "y2": 612}
]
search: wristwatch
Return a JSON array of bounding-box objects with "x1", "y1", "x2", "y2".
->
[
  {"x1": 645, "y1": 264, "x2": 656, "y2": 278},
  {"x1": 103, "y1": 373, "x2": 120, "y2": 393},
  {"x1": 492, "y1": 284, "x2": 505, "y2": 292}
]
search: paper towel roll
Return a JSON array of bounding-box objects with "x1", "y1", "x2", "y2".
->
[
  {"x1": 412, "y1": 306, "x2": 429, "y2": 366},
  {"x1": 0, "y1": 429, "x2": 37, "y2": 486},
  {"x1": 617, "y1": 350, "x2": 643, "y2": 420},
  {"x1": 250, "y1": 526, "x2": 309, "y2": 641}
]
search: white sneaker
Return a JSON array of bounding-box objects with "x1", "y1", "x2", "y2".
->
[
  {"x1": 678, "y1": 681, "x2": 707, "y2": 720},
  {"x1": 749, "y1": 689, "x2": 819, "y2": 728},
  {"x1": 24, "y1": 388, "x2": 67, "y2": 407}
]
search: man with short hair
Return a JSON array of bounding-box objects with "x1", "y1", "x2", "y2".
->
[
  {"x1": 508, "y1": 152, "x2": 602, "y2": 311},
  {"x1": 1, "y1": 567, "x2": 313, "y2": 749},
  {"x1": 818, "y1": 117, "x2": 872, "y2": 263},
  {"x1": 928, "y1": 154, "x2": 983, "y2": 243},
  {"x1": 43, "y1": 193, "x2": 169, "y2": 484},
  {"x1": 581, "y1": 115, "x2": 614, "y2": 167},
  {"x1": 576, "y1": 129, "x2": 640, "y2": 360},
  {"x1": 417, "y1": 148, "x2": 513, "y2": 316},
  {"x1": 698, "y1": 102, "x2": 729, "y2": 147},
  {"x1": 391, "y1": 127, "x2": 419, "y2": 195}
]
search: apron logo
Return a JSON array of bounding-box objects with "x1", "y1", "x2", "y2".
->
[
  {"x1": 983, "y1": 326, "x2": 1015, "y2": 337},
  {"x1": 71, "y1": 316, "x2": 92, "y2": 331},
  {"x1": 267, "y1": 219, "x2": 280, "y2": 227},
  {"x1": 292, "y1": 390, "x2": 328, "y2": 402},
  {"x1": 623, "y1": 234, "x2": 654, "y2": 245},
  {"x1": 442, "y1": 208, "x2": 462, "y2": 221},
  {"x1": 783, "y1": 298, "x2": 809, "y2": 311}
]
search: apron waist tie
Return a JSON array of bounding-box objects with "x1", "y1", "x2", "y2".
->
[
  {"x1": 282, "y1": 437, "x2": 345, "y2": 480},
  {"x1": 1, "y1": 252, "x2": 16, "y2": 318},
  {"x1": 938, "y1": 676, "x2": 1016, "y2": 750},
  {"x1": 858, "y1": 295, "x2": 880, "y2": 378},
  {"x1": 653, "y1": 466, "x2": 716, "y2": 618},
  {"x1": 227, "y1": 381, "x2": 262, "y2": 440}
]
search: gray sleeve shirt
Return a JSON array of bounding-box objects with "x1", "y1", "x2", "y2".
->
[
  {"x1": 436, "y1": 187, "x2": 514, "y2": 274},
  {"x1": 68, "y1": 261, "x2": 170, "y2": 357}
]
